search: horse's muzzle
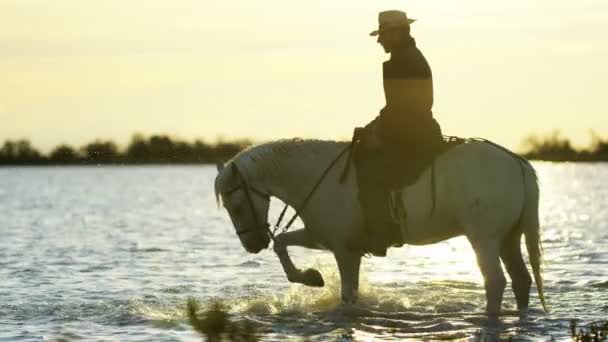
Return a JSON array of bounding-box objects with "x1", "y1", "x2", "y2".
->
[
  {"x1": 243, "y1": 239, "x2": 269, "y2": 254},
  {"x1": 241, "y1": 230, "x2": 270, "y2": 254}
]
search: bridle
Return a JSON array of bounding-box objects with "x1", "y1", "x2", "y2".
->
[{"x1": 221, "y1": 163, "x2": 274, "y2": 241}]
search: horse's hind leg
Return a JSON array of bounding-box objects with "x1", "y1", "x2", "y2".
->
[
  {"x1": 469, "y1": 237, "x2": 506, "y2": 318},
  {"x1": 500, "y1": 229, "x2": 532, "y2": 314}
]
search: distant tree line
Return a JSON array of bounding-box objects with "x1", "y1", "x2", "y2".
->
[
  {"x1": 522, "y1": 131, "x2": 608, "y2": 162},
  {"x1": 2, "y1": 131, "x2": 608, "y2": 165},
  {"x1": 0, "y1": 134, "x2": 252, "y2": 166}
]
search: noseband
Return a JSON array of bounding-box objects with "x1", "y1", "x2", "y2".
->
[{"x1": 222, "y1": 163, "x2": 273, "y2": 240}]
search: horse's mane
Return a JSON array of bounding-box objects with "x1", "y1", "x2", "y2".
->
[{"x1": 229, "y1": 138, "x2": 349, "y2": 182}]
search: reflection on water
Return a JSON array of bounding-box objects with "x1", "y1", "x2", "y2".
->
[{"x1": 0, "y1": 163, "x2": 607, "y2": 341}]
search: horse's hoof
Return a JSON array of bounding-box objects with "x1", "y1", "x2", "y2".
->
[
  {"x1": 517, "y1": 308, "x2": 529, "y2": 319},
  {"x1": 481, "y1": 315, "x2": 502, "y2": 327},
  {"x1": 301, "y1": 268, "x2": 324, "y2": 287},
  {"x1": 341, "y1": 298, "x2": 358, "y2": 307}
]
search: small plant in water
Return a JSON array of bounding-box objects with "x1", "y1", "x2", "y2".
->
[
  {"x1": 186, "y1": 297, "x2": 259, "y2": 342},
  {"x1": 570, "y1": 319, "x2": 608, "y2": 342}
]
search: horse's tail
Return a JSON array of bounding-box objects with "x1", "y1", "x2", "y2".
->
[{"x1": 519, "y1": 160, "x2": 548, "y2": 312}]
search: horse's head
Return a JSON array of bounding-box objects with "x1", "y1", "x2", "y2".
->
[{"x1": 214, "y1": 161, "x2": 271, "y2": 254}]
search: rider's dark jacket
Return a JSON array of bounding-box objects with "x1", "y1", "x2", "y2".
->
[
  {"x1": 359, "y1": 36, "x2": 443, "y2": 191},
  {"x1": 375, "y1": 36, "x2": 439, "y2": 146}
]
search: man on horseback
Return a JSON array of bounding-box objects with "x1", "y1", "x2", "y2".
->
[{"x1": 352, "y1": 10, "x2": 444, "y2": 256}]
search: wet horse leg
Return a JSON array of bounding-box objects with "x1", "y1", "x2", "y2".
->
[
  {"x1": 273, "y1": 229, "x2": 325, "y2": 287},
  {"x1": 464, "y1": 198, "x2": 508, "y2": 318},
  {"x1": 334, "y1": 248, "x2": 362, "y2": 304},
  {"x1": 500, "y1": 229, "x2": 532, "y2": 315},
  {"x1": 469, "y1": 236, "x2": 507, "y2": 318}
]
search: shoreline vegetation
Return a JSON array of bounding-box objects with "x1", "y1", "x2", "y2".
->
[
  {"x1": 521, "y1": 131, "x2": 608, "y2": 162},
  {"x1": 1, "y1": 131, "x2": 608, "y2": 166},
  {"x1": 0, "y1": 134, "x2": 252, "y2": 166}
]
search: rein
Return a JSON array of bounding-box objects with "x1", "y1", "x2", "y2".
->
[
  {"x1": 224, "y1": 142, "x2": 353, "y2": 244},
  {"x1": 271, "y1": 143, "x2": 353, "y2": 238}
]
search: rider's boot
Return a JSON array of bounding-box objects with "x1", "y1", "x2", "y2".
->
[
  {"x1": 348, "y1": 217, "x2": 401, "y2": 257},
  {"x1": 348, "y1": 184, "x2": 400, "y2": 257}
]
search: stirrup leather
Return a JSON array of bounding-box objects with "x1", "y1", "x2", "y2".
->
[{"x1": 389, "y1": 190, "x2": 408, "y2": 243}]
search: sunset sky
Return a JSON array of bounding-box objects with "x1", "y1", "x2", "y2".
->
[{"x1": 1, "y1": 0, "x2": 607, "y2": 152}]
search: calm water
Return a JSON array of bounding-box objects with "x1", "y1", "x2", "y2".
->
[{"x1": 0, "y1": 164, "x2": 607, "y2": 341}]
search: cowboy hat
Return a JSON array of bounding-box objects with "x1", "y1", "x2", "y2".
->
[{"x1": 370, "y1": 10, "x2": 416, "y2": 36}]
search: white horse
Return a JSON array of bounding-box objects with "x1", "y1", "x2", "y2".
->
[{"x1": 214, "y1": 138, "x2": 547, "y2": 318}]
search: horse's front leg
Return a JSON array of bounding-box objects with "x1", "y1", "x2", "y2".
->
[
  {"x1": 334, "y1": 248, "x2": 362, "y2": 304},
  {"x1": 273, "y1": 229, "x2": 325, "y2": 287}
]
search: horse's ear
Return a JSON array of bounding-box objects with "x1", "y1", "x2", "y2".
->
[{"x1": 216, "y1": 161, "x2": 225, "y2": 172}]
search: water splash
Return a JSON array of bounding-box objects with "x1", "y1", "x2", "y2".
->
[{"x1": 228, "y1": 259, "x2": 486, "y2": 317}]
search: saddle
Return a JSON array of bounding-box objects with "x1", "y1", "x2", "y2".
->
[
  {"x1": 389, "y1": 136, "x2": 467, "y2": 241},
  {"x1": 351, "y1": 135, "x2": 466, "y2": 250}
]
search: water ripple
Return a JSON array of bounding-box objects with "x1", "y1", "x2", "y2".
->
[{"x1": 0, "y1": 165, "x2": 606, "y2": 340}]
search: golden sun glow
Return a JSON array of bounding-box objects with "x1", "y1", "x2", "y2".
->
[{"x1": 1, "y1": 0, "x2": 607, "y2": 151}]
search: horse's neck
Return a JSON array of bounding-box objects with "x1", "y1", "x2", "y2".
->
[{"x1": 257, "y1": 141, "x2": 348, "y2": 209}]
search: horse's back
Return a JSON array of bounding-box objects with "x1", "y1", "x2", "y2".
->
[
  {"x1": 438, "y1": 141, "x2": 527, "y2": 185},
  {"x1": 444, "y1": 141, "x2": 529, "y2": 227},
  {"x1": 402, "y1": 141, "x2": 530, "y2": 237}
]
